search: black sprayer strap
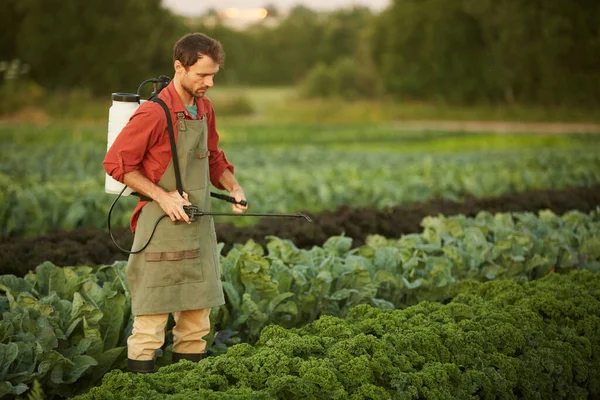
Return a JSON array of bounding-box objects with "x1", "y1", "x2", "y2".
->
[{"x1": 151, "y1": 97, "x2": 184, "y2": 196}]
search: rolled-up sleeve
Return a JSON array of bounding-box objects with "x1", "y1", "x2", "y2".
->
[
  {"x1": 103, "y1": 102, "x2": 163, "y2": 183},
  {"x1": 206, "y1": 103, "x2": 235, "y2": 190}
]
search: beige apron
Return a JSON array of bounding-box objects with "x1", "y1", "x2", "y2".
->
[{"x1": 127, "y1": 113, "x2": 224, "y2": 316}]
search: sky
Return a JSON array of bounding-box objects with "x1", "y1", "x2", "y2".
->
[{"x1": 162, "y1": 0, "x2": 391, "y2": 16}]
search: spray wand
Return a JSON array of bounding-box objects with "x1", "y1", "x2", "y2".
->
[
  {"x1": 108, "y1": 186, "x2": 312, "y2": 255},
  {"x1": 201, "y1": 193, "x2": 312, "y2": 222}
]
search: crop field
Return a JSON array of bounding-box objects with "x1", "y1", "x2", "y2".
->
[
  {"x1": 4, "y1": 0, "x2": 600, "y2": 395},
  {"x1": 2, "y1": 210, "x2": 600, "y2": 398},
  {"x1": 2, "y1": 123, "x2": 599, "y2": 237},
  {"x1": 1, "y1": 121, "x2": 599, "y2": 399}
]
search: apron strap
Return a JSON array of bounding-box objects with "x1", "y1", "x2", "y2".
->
[{"x1": 150, "y1": 96, "x2": 184, "y2": 197}]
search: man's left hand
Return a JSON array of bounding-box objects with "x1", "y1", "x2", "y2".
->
[{"x1": 230, "y1": 187, "x2": 248, "y2": 214}]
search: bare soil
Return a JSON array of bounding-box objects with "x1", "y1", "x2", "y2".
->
[{"x1": 1, "y1": 184, "x2": 599, "y2": 277}]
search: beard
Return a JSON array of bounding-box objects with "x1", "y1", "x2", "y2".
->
[{"x1": 182, "y1": 81, "x2": 208, "y2": 99}]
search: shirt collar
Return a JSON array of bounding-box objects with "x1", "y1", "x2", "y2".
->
[{"x1": 161, "y1": 80, "x2": 203, "y2": 119}]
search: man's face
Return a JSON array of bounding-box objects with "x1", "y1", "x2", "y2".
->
[{"x1": 176, "y1": 56, "x2": 219, "y2": 99}]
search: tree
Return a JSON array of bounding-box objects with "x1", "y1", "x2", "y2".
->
[
  {"x1": 316, "y1": 7, "x2": 373, "y2": 66},
  {"x1": 0, "y1": 0, "x2": 25, "y2": 61},
  {"x1": 369, "y1": 0, "x2": 487, "y2": 104},
  {"x1": 369, "y1": 0, "x2": 600, "y2": 106},
  {"x1": 263, "y1": 4, "x2": 280, "y2": 18},
  {"x1": 14, "y1": 0, "x2": 185, "y2": 95}
]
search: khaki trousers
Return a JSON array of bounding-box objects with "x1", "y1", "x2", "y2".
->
[{"x1": 127, "y1": 308, "x2": 211, "y2": 361}]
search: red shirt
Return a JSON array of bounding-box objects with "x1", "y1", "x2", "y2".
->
[{"x1": 103, "y1": 82, "x2": 234, "y2": 232}]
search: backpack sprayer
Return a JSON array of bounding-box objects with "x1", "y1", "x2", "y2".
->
[{"x1": 106, "y1": 76, "x2": 312, "y2": 254}]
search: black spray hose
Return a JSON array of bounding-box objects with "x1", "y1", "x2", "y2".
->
[
  {"x1": 107, "y1": 186, "x2": 169, "y2": 254},
  {"x1": 107, "y1": 186, "x2": 312, "y2": 255}
]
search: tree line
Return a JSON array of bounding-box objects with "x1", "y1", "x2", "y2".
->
[{"x1": 1, "y1": 0, "x2": 599, "y2": 106}]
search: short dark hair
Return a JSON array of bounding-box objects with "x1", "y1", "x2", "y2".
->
[{"x1": 173, "y1": 33, "x2": 225, "y2": 68}]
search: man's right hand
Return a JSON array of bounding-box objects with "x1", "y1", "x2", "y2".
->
[
  {"x1": 122, "y1": 171, "x2": 192, "y2": 223},
  {"x1": 157, "y1": 190, "x2": 192, "y2": 223}
]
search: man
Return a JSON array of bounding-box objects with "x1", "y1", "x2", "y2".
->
[{"x1": 103, "y1": 32, "x2": 247, "y2": 373}]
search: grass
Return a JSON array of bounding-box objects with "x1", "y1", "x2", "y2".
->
[
  {"x1": 2, "y1": 121, "x2": 599, "y2": 154},
  {"x1": 263, "y1": 96, "x2": 600, "y2": 124},
  {"x1": 3, "y1": 86, "x2": 600, "y2": 126},
  {"x1": 211, "y1": 86, "x2": 600, "y2": 125}
]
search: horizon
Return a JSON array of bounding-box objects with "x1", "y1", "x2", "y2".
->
[{"x1": 161, "y1": 0, "x2": 390, "y2": 16}]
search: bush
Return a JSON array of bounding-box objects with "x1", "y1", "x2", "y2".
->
[
  {"x1": 211, "y1": 94, "x2": 255, "y2": 117},
  {"x1": 0, "y1": 59, "x2": 44, "y2": 116},
  {"x1": 41, "y1": 88, "x2": 108, "y2": 121},
  {"x1": 299, "y1": 63, "x2": 337, "y2": 98},
  {"x1": 300, "y1": 58, "x2": 382, "y2": 100}
]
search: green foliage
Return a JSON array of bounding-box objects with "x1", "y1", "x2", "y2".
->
[
  {"x1": 2, "y1": 0, "x2": 599, "y2": 107},
  {"x1": 74, "y1": 270, "x2": 600, "y2": 399},
  {"x1": 211, "y1": 208, "x2": 600, "y2": 348},
  {"x1": 301, "y1": 58, "x2": 382, "y2": 100},
  {"x1": 19, "y1": 379, "x2": 44, "y2": 400},
  {"x1": 0, "y1": 59, "x2": 44, "y2": 115},
  {"x1": 11, "y1": 0, "x2": 185, "y2": 96},
  {"x1": 332, "y1": 57, "x2": 381, "y2": 99},
  {"x1": 1, "y1": 120, "x2": 598, "y2": 236},
  {"x1": 0, "y1": 0, "x2": 23, "y2": 62},
  {"x1": 1, "y1": 210, "x2": 598, "y2": 396},
  {"x1": 2, "y1": 3, "x2": 373, "y2": 96},
  {"x1": 300, "y1": 63, "x2": 337, "y2": 98},
  {"x1": 0, "y1": 262, "x2": 130, "y2": 398},
  {"x1": 210, "y1": 6, "x2": 372, "y2": 86},
  {"x1": 371, "y1": 0, "x2": 600, "y2": 106},
  {"x1": 210, "y1": 94, "x2": 255, "y2": 117}
]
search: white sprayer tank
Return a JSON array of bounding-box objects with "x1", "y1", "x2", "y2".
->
[{"x1": 105, "y1": 92, "x2": 141, "y2": 195}]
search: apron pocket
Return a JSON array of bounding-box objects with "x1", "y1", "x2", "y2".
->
[
  {"x1": 143, "y1": 235, "x2": 205, "y2": 288},
  {"x1": 186, "y1": 148, "x2": 209, "y2": 190},
  {"x1": 145, "y1": 248, "x2": 200, "y2": 262},
  {"x1": 144, "y1": 252, "x2": 204, "y2": 288}
]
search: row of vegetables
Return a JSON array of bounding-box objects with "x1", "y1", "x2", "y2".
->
[
  {"x1": 2, "y1": 143, "x2": 600, "y2": 236},
  {"x1": 1, "y1": 208, "x2": 598, "y2": 398},
  {"x1": 78, "y1": 270, "x2": 600, "y2": 399}
]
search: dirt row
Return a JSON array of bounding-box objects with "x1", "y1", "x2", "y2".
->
[{"x1": 1, "y1": 184, "x2": 599, "y2": 277}]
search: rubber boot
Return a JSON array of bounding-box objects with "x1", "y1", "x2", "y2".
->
[
  {"x1": 127, "y1": 359, "x2": 155, "y2": 373},
  {"x1": 172, "y1": 352, "x2": 208, "y2": 363}
]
